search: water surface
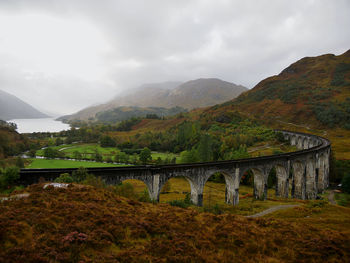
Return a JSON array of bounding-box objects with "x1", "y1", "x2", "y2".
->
[{"x1": 9, "y1": 118, "x2": 70, "y2": 133}]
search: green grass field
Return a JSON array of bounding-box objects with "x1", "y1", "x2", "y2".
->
[
  {"x1": 36, "y1": 143, "x2": 180, "y2": 162},
  {"x1": 26, "y1": 158, "x2": 125, "y2": 169}
]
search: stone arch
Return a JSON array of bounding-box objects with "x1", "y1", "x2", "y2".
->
[
  {"x1": 238, "y1": 166, "x2": 268, "y2": 200},
  {"x1": 118, "y1": 177, "x2": 153, "y2": 201},
  {"x1": 157, "y1": 171, "x2": 206, "y2": 206},
  {"x1": 292, "y1": 160, "x2": 306, "y2": 199},
  {"x1": 158, "y1": 176, "x2": 191, "y2": 203},
  {"x1": 266, "y1": 166, "x2": 278, "y2": 197},
  {"x1": 202, "y1": 171, "x2": 236, "y2": 206},
  {"x1": 306, "y1": 155, "x2": 317, "y2": 199}
]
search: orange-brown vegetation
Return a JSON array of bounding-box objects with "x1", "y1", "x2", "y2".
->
[{"x1": 1, "y1": 184, "x2": 349, "y2": 262}]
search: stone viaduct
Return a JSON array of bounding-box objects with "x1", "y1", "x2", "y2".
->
[{"x1": 19, "y1": 130, "x2": 331, "y2": 206}]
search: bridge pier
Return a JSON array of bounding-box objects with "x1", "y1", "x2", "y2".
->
[
  {"x1": 306, "y1": 156, "x2": 317, "y2": 199},
  {"x1": 147, "y1": 174, "x2": 161, "y2": 202},
  {"x1": 253, "y1": 168, "x2": 267, "y2": 200},
  {"x1": 292, "y1": 161, "x2": 306, "y2": 199},
  {"x1": 223, "y1": 170, "x2": 238, "y2": 205},
  {"x1": 184, "y1": 177, "x2": 204, "y2": 206},
  {"x1": 276, "y1": 163, "x2": 289, "y2": 198}
]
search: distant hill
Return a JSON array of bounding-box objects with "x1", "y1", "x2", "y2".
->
[
  {"x1": 0, "y1": 90, "x2": 48, "y2": 121},
  {"x1": 60, "y1": 78, "x2": 247, "y2": 121},
  {"x1": 207, "y1": 49, "x2": 350, "y2": 129},
  {"x1": 86, "y1": 106, "x2": 186, "y2": 123}
]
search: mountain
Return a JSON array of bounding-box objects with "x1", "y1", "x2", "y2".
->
[
  {"x1": 207, "y1": 49, "x2": 350, "y2": 129},
  {"x1": 0, "y1": 90, "x2": 48, "y2": 121},
  {"x1": 60, "y1": 78, "x2": 247, "y2": 121}
]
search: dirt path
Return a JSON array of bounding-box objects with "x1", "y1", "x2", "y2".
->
[
  {"x1": 248, "y1": 143, "x2": 286, "y2": 153},
  {"x1": 58, "y1": 146, "x2": 76, "y2": 152},
  {"x1": 328, "y1": 190, "x2": 337, "y2": 205},
  {"x1": 248, "y1": 144, "x2": 270, "y2": 153},
  {"x1": 246, "y1": 204, "x2": 300, "y2": 218}
]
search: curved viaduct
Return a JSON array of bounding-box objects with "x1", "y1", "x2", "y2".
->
[{"x1": 19, "y1": 130, "x2": 331, "y2": 206}]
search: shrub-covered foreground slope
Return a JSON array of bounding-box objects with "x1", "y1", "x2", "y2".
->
[{"x1": 1, "y1": 184, "x2": 349, "y2": 262}]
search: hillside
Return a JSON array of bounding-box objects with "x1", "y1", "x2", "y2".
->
[
  {"x1": 0, "y1": 183, "x2": 349, "y2": 262},
  {"x1": 0, "y1": 90, "x2": 48, "y2": 121},
  {"x1": 60, "y1": 78, "x2": 247, "y2": 121},
  {"x1": 212, "y1": 49, "x2": 350, "y2": 129},
  {"x1": 60, "y1": 106, "x2": 187, "y2": 124}
]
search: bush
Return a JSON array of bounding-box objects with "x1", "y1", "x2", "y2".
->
[
  {"x1": 335, "y1": 193, "x2": 350, "y2": 207},
  {"x1": 203, "y1": 204, "x2": 222, "y2": 215},
  {"x1": 168, "y1": 193, "x2": 192, "y2": 208},
  {"x1": 82, "y1": 174, "x2": 106, "y2": 188},
  {"x1": 114, "y1": 182, "x2": 139, "y2": 200},
  {"x1": 72, "y1": 167, "x2": 91, "y2": 182},
  {"x1": 100, "y1": 135, "x2": 116, "y2": 147},
  {"x1": 0, "y1": 167, "x2": 20, "y2": 190},
  {"x1": 275, "y1": 132, "x2": 286, "y2": 143},
  {"x1": 55, "y1": 173, "x2": 74, "y2": 183},
  {"x1": 15, "y1": 157, "x2": 24, "y2": 168},
  {"x1": 341, "y1": 173, "x2": 350, "y2": 194},
  {"x1": 43, "y1": 147, "x2": 63, "y2": 159},
  {"x1": 138, "y1": 188, "x2": 151, "y2": 202}
]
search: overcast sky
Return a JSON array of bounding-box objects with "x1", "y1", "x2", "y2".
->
[{"x1": 0, "y1": 0, "x2": 349, "y2": 116}]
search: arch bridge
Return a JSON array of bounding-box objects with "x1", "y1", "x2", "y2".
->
[{"x1": 19, "y1": 130, "x2": 331, "y2": 206}]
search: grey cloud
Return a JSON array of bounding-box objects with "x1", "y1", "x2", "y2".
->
[{"x1": 0, "y1": 0, "x2": 349, "y2": 115}]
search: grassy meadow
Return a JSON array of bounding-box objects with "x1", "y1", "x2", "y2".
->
[
  {"x1": 36, "y1": 143, "x2": 180, "y2": 162},
  {"x1": 26, "y1": 158, "x2": 121, "y2": 169}
]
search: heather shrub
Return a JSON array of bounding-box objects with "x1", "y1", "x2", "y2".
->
[
  {"x1": 0, "y1": 167, "x2": 19, "y2": 190},
  {"x1": 55, "y1": 173, "x2": 74, "y2": 183}
]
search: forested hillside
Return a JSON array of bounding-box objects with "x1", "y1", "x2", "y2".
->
[{"x1": 92, "y1": 106, "x2": 185, "y2": 123}]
